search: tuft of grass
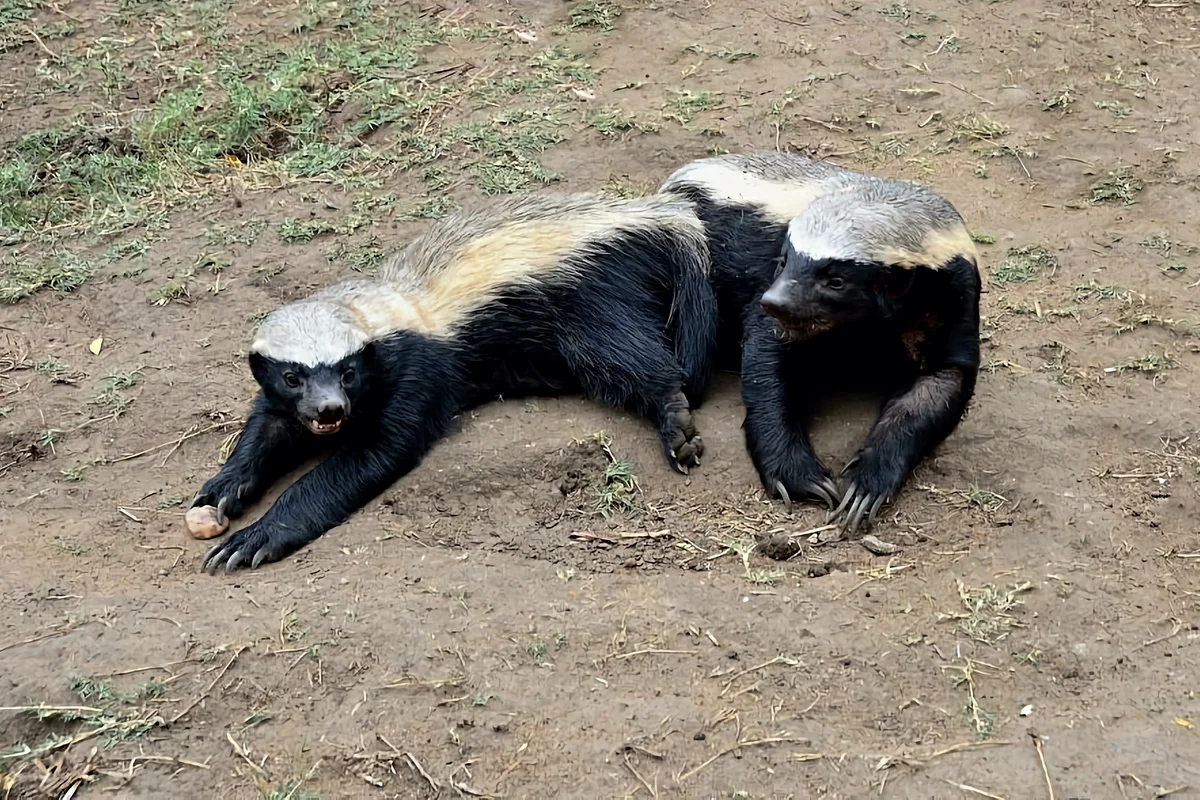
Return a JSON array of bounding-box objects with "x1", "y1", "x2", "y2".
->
[
  {"x1": 1086, "y1": 168, "x2": 1143, "y2": 206},
  {"x1": 951, "y1": 113, "x2": 1009, "y2": 142},
  {"x1": 951, "y1": 579, "x2": 1033, "y2": 643},
  {"x1": 1107, "y1": 352, "x2": 1176, "y2": 375},
  {"x1": 969, "y1": 230, "x2": 996, "y2": 245},
  {"x1": 0, "y1": 252, "x2": 95, "y2": 303},
  {"x1": 527, "y1": 640, "x2": 548, "y2": 664},
  {"x1": 662, "y1": 89, "x2": 724, "y2": 127},
  {"x1": 1042, "y1": 87, "x2": 1076, "y2": 115},
  {"x1": 564, "y1": 1, "x2": 622, "y2": 31},
  {"x1": 588, "y1": 106, "x2": 651, "y2": 137},
  {"x1": 990, "y1": 245, "x2": 1056, "y2": 285},
  {"x1": 93, "y1": 369, "x2": 143, "y2": 415},
  {"x1": 730, "y1": 536, "x2": 785, "y2": 585},
  {"x1": 150, "y1": 278, "x2": 190, "y2": 306},
  {"x1": 591, "y1": 457, "x2": 642, "y2": 519},
  {"x1": 601, "y1": 175, "x2": 655, "y2": 199},
  {"x1": 1074, "y1": 279, "x2": 1140, "y2": 306},
  {"x1": 1095, "y1": 99, "x2": 1132, "y2": 119},
  {"x1": 278, "y1": 214, "x2": 369, "y2": 243},
  {"x1": 324, "y1": 239, "x2": 388, "y2": 273}
]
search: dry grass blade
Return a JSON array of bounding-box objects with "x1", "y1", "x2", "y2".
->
[
  {"x1": 1030, "y1": 732, "x2": 1055, "y2": 800},
  {"x1": 677, "y1": 736, "x2": 810, "y2": 782},
  {"x1": 944, "y1": 779, "x2": 1007, "y2": 799},
  {"x1": 170, "y1": 645, "x2": 248, "y2": 724},
  {"x1": 622, "y1": 750, "x2": 657, "y2": 798}
]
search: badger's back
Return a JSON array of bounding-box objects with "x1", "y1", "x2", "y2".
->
[{"x1": 374, "y1": 192, "x2": 706, "y2": 336}]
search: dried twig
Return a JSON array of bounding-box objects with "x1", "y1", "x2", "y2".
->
[
  {"x1": 1030, "y1": 733, "x2": 1055, "y2": 800},
  {"x1": 622, "y1": 750, "x2": 657, "y2": 798},
  {"x1": 171, "y1": 645, "x2": 248, "y2": 724},
  {"x1": 677, "y1": 736, "x2": 809, "y2": 782},
  {"x1": 943, "y1": 780, "x2": 1006, "y2": 799},
  {"x1": 405, "y1": 752, "x2": 442, "y2": 791},
  {"x1": 610, "y1": 649, "x2": 697, "y2": 661},
  {"x1": 0, "y1": 625, "x2": 83, "y2": 654}
]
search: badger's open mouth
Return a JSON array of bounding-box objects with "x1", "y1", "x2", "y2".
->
[
  {"x1": 305, "y1": 419, "x2": 343, "y2": 435},
  {"x1": 772, "y1": 317, "x2": 835, "y2": 342}
]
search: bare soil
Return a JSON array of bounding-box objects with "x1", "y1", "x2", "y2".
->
[{"x1": 3, "y1": 0, "x2": 1200, "y2": 798}]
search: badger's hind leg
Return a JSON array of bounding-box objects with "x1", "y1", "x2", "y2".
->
[
  {"x1": 191, "y1": 393, "x2": 321, "y2": 529},
  {"x1": 558, "y1": 319, "x2": 703, "y2": 474}
]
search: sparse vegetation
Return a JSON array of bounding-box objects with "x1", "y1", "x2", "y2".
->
[
  {"x1": 990, "y1": 245, "x2": 1057, "y2": 285},
  {"x1": 1085, "y1": 168, "x2": 1144, "y2": 206}
]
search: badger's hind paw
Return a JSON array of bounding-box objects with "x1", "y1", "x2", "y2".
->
[{"x1": 662, "y1": 407, "x2": 703, "y2": 474}]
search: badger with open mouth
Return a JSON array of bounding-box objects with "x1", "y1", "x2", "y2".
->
[
  {"x1": 661, "y1": 151, "x2": 981, "y2": 534},
  {"x1": 191, "y1": 191, "x2": 718, "y2": 572}
]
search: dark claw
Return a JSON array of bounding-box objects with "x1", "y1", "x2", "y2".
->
[
  {"x1": 774, "y1": 481, "x2": 792, "y2": 512},
  {"x1": 840, "y1": 456, "x2": 860, "y2": 477},
  {"x1": 846, "y1": 493, "x2": 871, "y2": 534},
  {"x1": 805, "y1": 480, "x2": 838, "y2": 510},
  {"x1": 215, "y1": 496, "x2": 228, "y2": 527},
  {"x1": 868, "y1": 494, "x2": 886, "y2": 523},
  {"x1": 203, "y1": 542, "x2": 230, "y2": 575},
  {"x1": 829, "y1": 482, "x2": 857, "y2": 521}
]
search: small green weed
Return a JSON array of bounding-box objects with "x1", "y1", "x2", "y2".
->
[
  {"x1": 662, "y1": 89, "x2": 723, "y2": 127},
  {"x1": 990, "y1": 245, "x2": 1056, "y2": 285},
  {"x1": 0, "y1": 252, "x2": 95, "y2": 303},
  {"x1": 1086, "y1": 168, "x2": 1143, "y2": 206}
]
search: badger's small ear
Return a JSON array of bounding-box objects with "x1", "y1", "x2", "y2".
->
[
  {"x1": 360, "y1": 341, "x2": 377, "y2": 366},
  {"x1": 248, "y1": 352, "x2": 271, "y2": 385}
]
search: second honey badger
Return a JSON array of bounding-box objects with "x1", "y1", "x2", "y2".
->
[
  {"x1": 194, "y1": 192, "x2": 718, "y2": 573},
  {"x1": 661, "y1": 152, "x2": 981, "y2": 533}
]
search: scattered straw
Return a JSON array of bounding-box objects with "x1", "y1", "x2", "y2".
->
[{"x1": 944, "y1": 780, "x2": 1006, "y2": 799}]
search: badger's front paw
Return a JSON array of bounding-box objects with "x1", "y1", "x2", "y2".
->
[
  {"x1": 828, "y1": 447, "x2": 908, "y2": 534},
  {"x1": 201, "y1": 518, "x2": 303, "y2": 574},
  {"x1": 757, "y1": 453, "x2": 840, "y2": 511}
]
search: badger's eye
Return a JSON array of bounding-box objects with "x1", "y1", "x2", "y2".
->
[
  {"x1": 826, "y1": 277, "x2": 845, "y2": 290},
  {"x1": 341, "y1": 368, "x2": 356, "y2": 386},
  {"x1": 283, "y1": 372, "x2": 301, "y2": 388}
]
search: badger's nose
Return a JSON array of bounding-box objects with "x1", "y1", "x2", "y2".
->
[
  {"x1": 760, "y1": 286, "x2": 788, "y2": 318},
  {"x1": 316, "y1": 402, "x2": 345, "y2": 425}
]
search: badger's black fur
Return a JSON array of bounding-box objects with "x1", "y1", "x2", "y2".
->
[
  {"x1": 661, "y1": 151, "x2": 981, "y2": 533},
  {"x1": 194, "y1": 192, "x2": 718, "y2": 572}
]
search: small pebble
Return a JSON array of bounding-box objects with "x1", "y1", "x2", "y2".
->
[
  {"x1": 186, "y1": 505, "x2": 229, "y2": 540},
  {"x1": 860, "y1": 534, "x2": 900, "y2": 555}
]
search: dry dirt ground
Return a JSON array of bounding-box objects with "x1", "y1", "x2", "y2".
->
[{"x1": 2, "y1": 0, "x2": 1200, "y2": 797}]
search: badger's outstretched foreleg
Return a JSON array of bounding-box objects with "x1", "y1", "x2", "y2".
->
[
  {"x1": 832, "y1": 365, "x2": 973, "y2": 533},
  {"x1": 190, "y1": 393, "x2": 324, "y2": 526},
  {"x1": 559, "y1": 316, "x2": 704, "y2": 474},
  {"x1": 202, "y1": 389, "x2": 457, "y2": 573},
  {"x1": 740, "y1": 310, "x2": 840, "y2": 510}
]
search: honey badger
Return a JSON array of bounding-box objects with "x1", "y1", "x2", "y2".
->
[
  {"x1": 194, "y1": 192, "x2": 718, "y2": 573},
  {"x1": 661, "y1": 151, "x2": 981, "y2": 533}
]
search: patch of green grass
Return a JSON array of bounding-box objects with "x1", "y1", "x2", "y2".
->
[
  {"x1": 278, "y1": 214, "x2": 369, "y2": 243},
  {"x1": 969, "y1": 230, "x2": 996, "y2": 245},
  {"x1": 1085, "y1": 168, "x2": 1143, "y2": 206},
  {"x1": 601, "y1": 175, "x2": 655, "y2": 199},
  {"x1": 875, "y1": 136, "x2": 910, "y2": 157},
  {"x1": 397, "y1": 197, "x2": 457, "y2": 221},
  {"x1": 1074, "y1": 279, "x2": 1140, "y2": 305},
  {"x1": 1095, "y1": 99, "x2": 1132, "y2": 119},
  {"x1": 33, "y1": 357, "x2": 69, "y2": 379},
  {"x1": 1108, "y1": 352, "x2": 1175, "y2": 375},
  {"x1": 150, "y1": 278, "x2": 190, "y2": 306},
  {"x1": 950, "y1": 113, "x2": 1009, "y2": 142},
  {"x1": 324, "y1": 238, "x2": 388, "y2": 273},
  {"x1": 952, "y1": 579, "x2": 1033, "y2": 643},
  {"x1": 0, "y1": 252, "x2": 95, "y2": 303},
  {"x1": 1042, "y1": 87, "x2": 1076, "y2": 114},
  {"x1": 591, "y1": 457, "x2": 642, "y2": 519},
  {"x1": 563, "y1": 1, "x2": 622, "y2": 31},
  {"x1": 93, "y1": 369, "x2": 143, "y2": 415},
  {"x1": 59, "y1": 465, "x2": 87, "y2": 482},
  {"x1": 527, "y1": 640, "x2": 548, "y2": 664},
  {"x1": 527, "y1": 45, "x2": 595, "y2": 85},
  {"x1": 990, "y1": 245, "x2": 1056, "y2": 285},
  {"x1": 662, "y1": 89, "x2": 724, "y2": 127},
  {"x1": 453, "y1": 108, "x2": 567, "y2": 194},
  {"x1": 588, "y1": 106, "x2": 650, "y2": 137},
  {"x1": 206, "y1": 218, "x2": 267, "y2": 246}
]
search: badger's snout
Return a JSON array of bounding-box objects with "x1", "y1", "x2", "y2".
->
[{"x1": 300, "y1": 385, "x2": 349, "y2": 435}]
